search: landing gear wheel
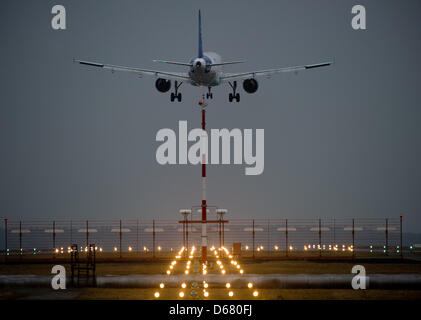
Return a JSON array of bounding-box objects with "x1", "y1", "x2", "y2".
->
[
  {"x1": 207, "y1": 87, "x2": 213, "y2": 100},
  {"x1": 170, "y1": 81, "x2": 183, "y2": 102},
  {"x1": 229, "y1": 81, "x2": 239, "y2": 103}
]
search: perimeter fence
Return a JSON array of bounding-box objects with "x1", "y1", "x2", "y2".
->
[{"x1": 0, "y1": 217, "x2": 405, "y2": 260}]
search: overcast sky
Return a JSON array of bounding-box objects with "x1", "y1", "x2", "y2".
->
[{"x1": 0, "y1": 0, "x2": 420, "y2": 232}]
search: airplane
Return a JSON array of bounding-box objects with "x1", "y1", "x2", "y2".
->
[{"x1": 75, "y1": 10, "x2": 332, "y2": 103}]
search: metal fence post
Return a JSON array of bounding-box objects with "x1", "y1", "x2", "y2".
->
[
  {"x1": 183, "y1": 217, "x2": 186, "y2": 250},
  {"x1": 318, "y1": 218, "x2": 322, "y2": 257},
  {"x1": 186, "y1": 218, "x2": 189, "y2": 254},
  {"x1": 153, "y1": 220, "x2": 156, "y2": 258},
  {"x1": 218, "y1": 216, "x2": 221, "y2": 249},
  {"x1": 19, "y1": 220, "x2": 22, "y2": 257},
  {"x1": 136, "y1": 219, "x2": 139, "y2": 253},
  {"x1": 400, "y1": 214, "x2": 403, "y2": 259},
  {"x1": 53, "y1": 220, "x2": 56, "y2": 259},
  {"x1": 267, "y1": 220, "x2": 270, "y2": 253},
  {"x1": 222, "y1": 219, "x2": 225, "y2": 248},
  {"x1": 285, "y1": 218, "x2": 289, "y2": 257},
  {"x1": 252, "y1": 219, "x2": 255, "y2": 259},
  {"x1": 70, "y1": 220, "x2": 72, "y2": 245},
  {"x1": 385, "y1": 218, "x2": 388, "y2": 256},
  {"x1": 4, "y1": 218, "x2": 7, "y2": 262},
  {"x1": 119, "y1": 220, "x2": 122, "y2": 259},
  {"x1": 352, "y1": 218, "x2": 355, "y2": 258},
  {"x1": 139, "y1": 220, "x2": 142, "y2": 254},
  {"x1": 86, "y1": 220, "x2": 89, "y2": 250}
]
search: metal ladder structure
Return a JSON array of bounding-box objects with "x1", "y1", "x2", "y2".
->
[{"x1": 70, "y1": 243, "x2": 96, "y2": 286}]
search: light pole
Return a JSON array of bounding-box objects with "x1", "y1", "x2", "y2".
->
[
  {"x1": 216, "y1": 209, "x2": 228, "y2": 249},
  {"x1": 180, "y1": 209, "x2": 191, "y2": 254},
  {"x1": 199, "y1": 99, "x2": 208, "y2": 264}
]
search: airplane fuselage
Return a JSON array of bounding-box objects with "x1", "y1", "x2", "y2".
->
[{"x1": 188, "y1": 52, "x2": 222, "y2": 87}]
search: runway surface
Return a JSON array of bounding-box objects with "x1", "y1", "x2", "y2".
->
[{"x1": 1, "y1": 273, "x2": 421, "y2": 289}]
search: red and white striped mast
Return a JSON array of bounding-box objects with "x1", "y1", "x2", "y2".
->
[{"x1": 199, "y1": 99, "x2": 208, "y2": 264}]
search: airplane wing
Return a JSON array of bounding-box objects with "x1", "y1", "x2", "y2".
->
[
  {"x1": 75, "y1": 59, "x2": 190, "y2": 81},
  {"x1": 220, "y1": 61, "x2": 333, "y2": 81}
]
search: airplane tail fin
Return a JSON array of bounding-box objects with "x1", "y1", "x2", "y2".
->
[{"x1": 198, "y1": 10, "x2": 203, "y2": 58}]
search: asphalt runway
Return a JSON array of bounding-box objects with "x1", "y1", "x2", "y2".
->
[{"x1": 1, "y1": 273, "x2": 421, "y2": 289}]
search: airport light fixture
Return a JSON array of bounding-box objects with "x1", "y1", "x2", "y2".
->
[{"x1": 180, "y1": 209, "x2": 192, "y2": 253}]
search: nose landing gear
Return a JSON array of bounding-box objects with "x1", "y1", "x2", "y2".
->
[
  {"x1": 228, "y1": 81, "x2": 240, "y2": 102},
  {"x1": 206, "y1": 87, "x2": 213, "y2": 99},
  {"x1": 170, "y1": 81, "x2": 183, "y2": 102}
]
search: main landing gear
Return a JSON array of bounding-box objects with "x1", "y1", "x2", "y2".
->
[
  {"x1": 206, "y1": 87, "x2": 213, "y2": 99},
  {"x1": 228, "y1": 81, "x2": 240, "y2": 102},
  {"x1": 170, "y1": 81, "x2": 183, "y2": 102}
]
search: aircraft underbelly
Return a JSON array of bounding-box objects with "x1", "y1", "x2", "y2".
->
[{"x1": 190, "y1": 70, "x2": 219, "y2": 87}]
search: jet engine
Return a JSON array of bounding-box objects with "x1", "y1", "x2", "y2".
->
[
  {"x1": 242, "y1": 78, "x2": 259, "y2": 94},
  {"x1": 155, "y1": 78, "x2": 171, "y2": 92}
]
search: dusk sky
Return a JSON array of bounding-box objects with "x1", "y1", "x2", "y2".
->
[{"x1": 0, "y1": 0, "x2": 420, "y2": 232}]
